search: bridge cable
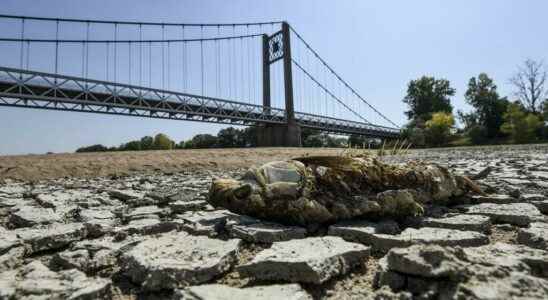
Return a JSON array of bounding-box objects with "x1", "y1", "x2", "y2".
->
[
  {"x1": 0, "y1": 14, "x2": 283, "y2": 28},
  {"x1": 129, "y1": 41, "x2": 132, "y2": 85},
  {"x1": 289, "y1": 26, "x2": 398, "y2": 128},
  {"x1": 54, "y1": 20, "x2": 59, "y2": 76},
  {"x1": 114, "y1": 23, "x2": 117, "y2": 84},
  {"x1": 161, "y1": 25, "x2": 165, "y2": 91},
  {"x1": 19, "y1": 18, "x2": 24, "y2": 72},
  {"x1": 139, "y1": 24, "x2": 142, "y2": 87},
  {"x1": 25, "y1": 41, "x2": 30, "y2": 70},
  {"x1": 167, "y1": 40, "x2": 171, "y2": 90},
  {"x1": 148, "y1": 41, "x2": 152, "y2": 88},
  {"x1": 216, "y1": 26, "x2": 221, "y2": 98},
  {"x1": 106, "y1": 42, "x2": 109, "y2": 81},
  {"x1": 200, "y1": 25, "x2": 204, "y2": 95},
  {"x1": 292, "y1": 58, "x2": 370, "y2": 124},
  {"x1": 181, "y1": 26, "x2": 186, "y2": 91},
  {"x1": 85, "y1": 22, "x2": 90, "y2": 80}
]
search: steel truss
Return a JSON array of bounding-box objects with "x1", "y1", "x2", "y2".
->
[
  {"x1": 0, "y1": 67, "x2": 400, "y2": 138},
  {"x1": 0, "y1": 67, "x2": 286, "y2": 126}
]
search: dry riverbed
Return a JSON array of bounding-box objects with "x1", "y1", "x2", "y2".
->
[{"x1": 0, "y1": 145, "x2": 548, "y2": 299}]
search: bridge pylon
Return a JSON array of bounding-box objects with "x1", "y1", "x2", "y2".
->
[{"x1": 258, "y1": 22, "x2": 302, "y2": 147}]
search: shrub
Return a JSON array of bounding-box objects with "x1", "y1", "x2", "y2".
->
[
  {"x1": 425, "y1": 112, "x2": 455, "y2": 146},
  {"x1": 467, "y1": 125, "x2": 489, "y2": 145}
]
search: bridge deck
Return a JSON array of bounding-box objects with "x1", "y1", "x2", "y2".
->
[{"x1": 0, "y1": 67, "x2": 400, "y2": 138}]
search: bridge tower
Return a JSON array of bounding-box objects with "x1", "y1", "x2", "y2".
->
[{"x1": 258, "y1": 22, "x2": 302, "y2": 147}]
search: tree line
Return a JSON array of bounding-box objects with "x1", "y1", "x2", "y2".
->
[
  {"x1": 402, "y1": 58, "x2": 548, "y2": 147},
  {"x1": 75, "y1": 127, "x2": 356, "y2": 153},
  {"x1": 76, "y1": 58, "x2": 548, "y2": 152}
]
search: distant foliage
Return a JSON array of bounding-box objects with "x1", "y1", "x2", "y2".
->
[
  {"x1": 425, "y1": 112, "x2": 455, "y2": 146},
  {"x1": 403, "y1": 76, "x2": 455, "y2": 122},
  {"x1": 464, "y1": 73, "x2": 509, "y2": 139},
  {"x1": 153, "y1": 133, "x2": 175, "y2": 150},
  {"x1": 75, "y1": 144, "x2": 110, "y2": 153},
  {"x1": 466, "y1": 125, "x2": 489, "y2": 145},
  {"x1": 191, "y1": 134, "x2": 218, "y2": 149},
  {"x1": 501, "y1": 102, "x2": 543, "y2": 143}
]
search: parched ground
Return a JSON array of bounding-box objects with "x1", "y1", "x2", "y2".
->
[
  {"x1": 1, "y1": 144, "x2": 548, "y2": 299},
  {"x1": 0, "y1": 148, "x2": 345, "y2": 182}
]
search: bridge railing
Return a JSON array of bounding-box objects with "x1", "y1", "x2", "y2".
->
[
  {"x1": 295, "y1": 110, "x2": 400, "y2": 137},
  {"x1": 0, "y1": 66, "x2": 287, "y2": 125}
]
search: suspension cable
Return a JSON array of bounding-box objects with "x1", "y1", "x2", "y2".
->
[
  {"x1": 139, "y1": 24, "x2": 142, "y2": 87},
  {"x1": 0, "y1": 14, "x2": 283, "y2": 27},
  {"x1": 19, "y1": 18, "x2": 25, "y2": 71},
  {"x1": 200, "y1": 25, "x2": 204, "y2": 95},
  {"x1": 54, "y1": 20, "x2": 59, "y2": 76},
  {"x1": 289, "y1": 26, "x2": 398, "y2": 128},
  {"x1": 292, "y1": 58, "x2": 370, "y2": 124}
]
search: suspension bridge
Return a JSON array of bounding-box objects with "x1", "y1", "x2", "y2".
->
[{"x1": 0, "y1": 15, "x2": 400, "y2": 146}]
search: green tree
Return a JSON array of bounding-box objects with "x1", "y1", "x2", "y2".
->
[
  {"x1": 542, "y1": 100, "x2": 548, "y2": 121},
  {"x1": 119, "y1": 140, "x2": 142, "y2": 151},
  {"x1": 140, "y1": 136, "x2": 154, "y2": 150},
  {"x1": 217, "y1": 127, "x2": 240, "y2": 148},
  {"x1": 403, "y1": 76, "x2": 455, "y2": 122},
  {"x1": 239, "y1": 127, "x2": 258, "y2": 147},
  {"x1": 464, "y1": 73, "x2": 509, "y2": 138},
  {"x1": 348, "y1": 134, "x2": 368, "y2": 148},
  {"x1": 425, "y1": 112, "x2": 455, "y2": 146},
  {"x1": 192, "y1": 134, "x2": 218, "y2": 148},
  {"x1": 153, "y1": 133, "x2": 174, "y2": 150},
  {"x1": 183, "y1": 140, "x2": 195, "y2": 149},
  {"x1": 501, "y1": 102, "x2": 543, "y2": 143},
  {"x1": 75, "y1": 144, "x2": 109, "y2": 153},
  {"x1": 303, "y1": 134, "x2": 324, "y2": 147}
]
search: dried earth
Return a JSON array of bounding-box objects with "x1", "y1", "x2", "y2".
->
[{"x1": 0, "y1": 144, "x2": 547, "y2": 299}]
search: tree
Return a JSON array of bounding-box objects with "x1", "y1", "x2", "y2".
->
[
  {"x1": 76, "y1": 144, "x2": 109, "y2": 153},
  {"x1": 348, "y1": 134, "x2": 368, "y2": 148},
  {"x1": 403, "y1": 76, "x2": 455, "y2": 122},
  {"x1": 153, "y1": 133, "x2": 174, "y2": 150},
  {"x1": 543, "y1": 100, "x2": 548, "y2": 121},
  {"x1": 464, "y1": 73, "x2": 509, "y2": 138},
  {"x1": 183, "y1": 140, "x2": 194, "y2": 149},
  {"x1": 501, "y1": 102, "x2": 543, "y2": 143},
  {"x1": 119, "y1": 140, "x2": 141, "y2": 151},
  {"x1": 217, "y1": 127, "x2": 240, "y2": 148},
  {"x1": 425, "y1": 112, "x2": 455, "y2": 146},
  {"x1": 239, "y1": 127, "x2": 258, "y2": 147},
  {"x1": 509, "y1": 59, "x2": 547, "y2": 113},
  {"x1": 140, "y1": 136, "x2": 154, "y2": 150},
  {"x1": 457, "y1": 110, "x2": 478, "y2": 130},
  {"x1": 303, "y1": 134, "x2": 324, "y2": 147},
  {"x1": 192, "y1": 134, "x2": 218, "y2": 148}
]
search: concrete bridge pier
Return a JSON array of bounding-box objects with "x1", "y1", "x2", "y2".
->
[{"x1": 257, "y1": 121, "x2": 302, "y2": 147}]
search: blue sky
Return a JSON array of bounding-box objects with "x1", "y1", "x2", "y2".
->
[{"x1": 0, "y1": 0, "x2": 547, "y2": 155}]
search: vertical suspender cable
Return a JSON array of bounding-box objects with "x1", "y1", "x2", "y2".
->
[
  {"x1": 54, "y1": 20, "x2": 59, "y2": 76},
  {"x1": 85, "y1": 22, "x2": 90, "y2": 79},
  {"x1": 114, "y1": 23, "x2": 117, "y2": 83},
  {"x1": 25, "y1": 41, "x2": 30, "y2": 70},
  {"x1": 161, "y1": 24, "x2": 165, "y2": 90},
  {"x1": 216, "y1": 26, "x2": 220, "y2": 98},
  {"x1": 139, "y1": 24, "x2": 142, "y2": 87},
  {"x1": 19, "y1": 18, "x2": 25, "y2": 71},
  {"x1": 240, "y1": 35, "x2": 244, "y2": 101},
  {"x1": 200, "y1": 25, "x2": 204, "y2": 95},
  {"x1": 148, "y1": 41, "x2": 152, "y2": 88},
  {"x1": 167, "y1": 40, "x2": 170, "y2": 90},
  {"x1": 181, "y1": 26, "x2": 186, "y2": 92},
  {"x1": 129, "y1": 41, "x2": 132, "y2": 85},
  {"x1": 106, "y1": 42, "x2": 109, "y2": 81}
]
